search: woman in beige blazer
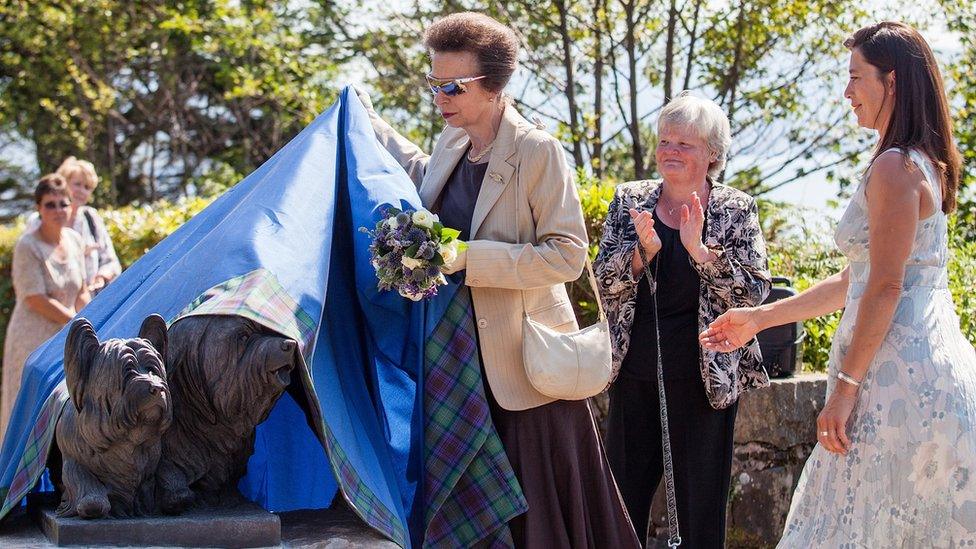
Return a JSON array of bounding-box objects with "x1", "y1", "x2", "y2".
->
[{"x1": 358, "y1": 12, "x2": 639, "y2": 549}]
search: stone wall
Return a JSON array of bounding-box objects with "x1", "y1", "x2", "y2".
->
[{"x1": 592, "y1": 373, "x2": 828, "y2": 548}]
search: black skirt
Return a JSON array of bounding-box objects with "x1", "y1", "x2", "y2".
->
[{"x1": 484, "y1": 382, "x2": 641, "y2": 549}]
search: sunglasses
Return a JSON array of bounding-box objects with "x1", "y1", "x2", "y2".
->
[
  {"x1": 425, "y1": 74, "x2": 486, "y2": 96},
  {"x1": 42, "y1": 200, "x2": 71, "y2": 210}
]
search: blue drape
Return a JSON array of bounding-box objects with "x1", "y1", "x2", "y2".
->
[{"x1": 0, "y1": 87, "x2": 428, "y2": 547}]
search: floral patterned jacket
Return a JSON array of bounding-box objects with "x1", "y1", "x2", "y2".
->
[{"x1": 594, "y1": 179, "x2": 772, "y2": 409}]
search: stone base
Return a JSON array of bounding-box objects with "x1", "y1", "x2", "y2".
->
[{"x1": 36, "y1": 500, "x2": 280, "y2": 548}]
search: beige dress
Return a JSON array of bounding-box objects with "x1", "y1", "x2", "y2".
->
[{"x1": 1, "y1": 229, "x2": 86, "y2": 445}]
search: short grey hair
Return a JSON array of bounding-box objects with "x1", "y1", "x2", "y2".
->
[{"x1": 657, "y1": 91, "x2": 732, "y2": 179}]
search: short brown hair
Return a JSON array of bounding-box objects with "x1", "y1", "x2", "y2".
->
[
  {"x1": 845, "y1": 21, "x2": 961, "y2": 213},
  {"x1": 423, "y1": 12, "x2": 519, "y2": 93},
  {"x1": 34, "y1": 173, "x2": 70, "y2": 205}
]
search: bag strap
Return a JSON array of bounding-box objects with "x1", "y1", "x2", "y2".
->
[
  {"x1": 583, "y1": 258, "x2": 606, "y2": 321},
  {"x1": 639, "y1": 246, "x2": 681, "y2": 548},
  {"x1": 83, "y1": 208, "x2": 98, "y2": 240},
  {"x1": 512, "y1": 130, "x2": 605, "y2": 322}
]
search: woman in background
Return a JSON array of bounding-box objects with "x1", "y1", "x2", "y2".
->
[
  {"x1": 2, "y1": 174, "x2": 89, "y2": 444},
  {"x1": 28, "y1": 157, "x2": 122, "y2": 294}
]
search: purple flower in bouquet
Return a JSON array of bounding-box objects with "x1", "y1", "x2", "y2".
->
[{"x1": 359, "y1": 206, "x2": 467, "y2": 301}]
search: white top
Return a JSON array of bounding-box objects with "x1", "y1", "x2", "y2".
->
[{"x1": 27, "y1": 206, "x2": 121, "y2": 285}]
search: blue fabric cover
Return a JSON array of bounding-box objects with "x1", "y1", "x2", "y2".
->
[{"x1": 0, "y1": 87, "x2": 429, "y2": 546}]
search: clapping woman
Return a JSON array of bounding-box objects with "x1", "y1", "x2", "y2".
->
[{"x1": 595, "y1": 93, "x2": 771, "y2": 547}]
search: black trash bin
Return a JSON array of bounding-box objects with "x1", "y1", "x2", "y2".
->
[{"x1": 756, "y1": 277, "x2": 806, "y2": 378}]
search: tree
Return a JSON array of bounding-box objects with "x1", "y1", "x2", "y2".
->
[
  {"x1": 349, "y1": 0, "x2": 870, "y2": 194},
  {"x1": 945, "y1": 2, "x2": 975, "y2": 186},
  {"x1": 0, "y1": 0, "x2": 343, "y2": 210}
]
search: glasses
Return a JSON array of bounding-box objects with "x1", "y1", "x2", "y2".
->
[
  {"x1": 425, "y1": 74, "x2": 486, "y2": 96},
  {"x1": 42, "y1": 200, "x2": 71, "y2": 210}
]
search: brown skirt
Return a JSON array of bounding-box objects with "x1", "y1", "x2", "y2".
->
[{"x1": 485, "y1": 383, "x2": 641, "y2": 549}]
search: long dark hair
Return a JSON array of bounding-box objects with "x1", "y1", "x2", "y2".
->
[{"x1": 845, "y1": 21, "x2": 961, "y2": 213}]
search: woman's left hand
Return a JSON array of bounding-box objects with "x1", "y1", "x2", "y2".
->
[
  {"x1": 816, "y1": 386, "x2": 858, "y2": 454},
  {"x1": 678, "y1": 192, "x2": 711, "y2": 263}
]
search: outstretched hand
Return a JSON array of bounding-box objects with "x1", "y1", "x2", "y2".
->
[{"x1": 699, "y1": 307, "x2": 762, "y2": 352}]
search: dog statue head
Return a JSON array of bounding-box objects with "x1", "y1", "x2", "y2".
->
[
  {"x1": 65, "y1": 315, "x2": 172, "y2": 446},
  {"x1": 156, "y1": 315, "x2": 298, "y2": 514},
  {"x1": 167, "y1": 315, "x2": 297, "y2": 428}
]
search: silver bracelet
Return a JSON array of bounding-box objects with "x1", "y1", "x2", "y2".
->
[{"x1": 836, "y1": 371, "x2": 861, "y2": 387}]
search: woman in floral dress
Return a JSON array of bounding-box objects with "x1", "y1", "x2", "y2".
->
[{"x1": 701, "y1": 21, "x2": 976, "y2": 547}]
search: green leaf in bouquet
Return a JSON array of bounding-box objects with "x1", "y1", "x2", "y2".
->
[
  {"x1": 430, "y1": 253, "x2": 445, "y2": 267},
  {"x1": 440, "y1": 227, "x2": 461, "y2": 241},
  {"x1": 457, "y1": 240, "x2": 469, "y2": 252},
  {"x1": 405, "y1": 243, "x2": 420, "y2": 258}
]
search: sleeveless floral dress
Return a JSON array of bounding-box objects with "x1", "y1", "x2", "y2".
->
[{"x1": 779, "y1": 150, "x2": 976, "y2": 548}]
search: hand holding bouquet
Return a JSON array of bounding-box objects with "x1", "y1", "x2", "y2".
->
[{"x1": 360, "y1": 206, "x2": 467, "y2": 301}]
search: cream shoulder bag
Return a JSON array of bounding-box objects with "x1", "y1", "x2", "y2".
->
[
  {"x1": 522, "y1": 260, "x2": 613, "y2": 400},
  {"x1": 512, "y1": 131, "x2": 613, "y2": 400}
]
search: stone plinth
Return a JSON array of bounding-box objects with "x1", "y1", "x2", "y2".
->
[
  {"x1": 36, "y1": 500, "x2": 280, "y2": 548},
  {"x1": 1, "y1": 496, "x2": 396, "y2": 548},
  {"x1": 727, "y1": 373, "x2": 826, "y2": 547}
]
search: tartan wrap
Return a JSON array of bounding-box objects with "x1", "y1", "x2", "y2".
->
[
  {"x1": 423, "y1": 288, "x2": 526, "y2": 547},
  {"x1": 175, "y1": 268, "x2": 316, "y2": 352},
  {"x1": 178, "y1": 268, "x2": 407, "y2": 546},
  {"x1": 319, "y1": 414, "x2": 408, "y2": 547},
  {"x1": 0, "y1": 382, "x2": 68, "y2": 517}
]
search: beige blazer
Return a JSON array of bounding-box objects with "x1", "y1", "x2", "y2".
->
[{"x1": 366, "y1": 102, "x2": 588, "y2": 410}]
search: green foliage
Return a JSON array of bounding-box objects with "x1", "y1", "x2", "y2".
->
[
  {"x1": 0, "y1": 0, "x2": 341, "y2": 204},
  {"x1": 570, "y1": 172, "x2": 618, "y2": 322},
  {"x1": 763, "y1": 214, "x2": 846, "y2": 372},
  {"x1": 0, "y1": 220, "x2": 25, "y2": 368},
  {"x1": 949, "y1": 215, "x2": 976, "y2": 345},
  {"x1": 100, "y1": 197, "x2": 215, "y2": 268},
  {"x1": 944, "y1": 1, "x2": 976, "y2": 237}
]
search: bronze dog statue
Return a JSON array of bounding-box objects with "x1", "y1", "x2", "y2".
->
[
  {"x1": 156, "y1": 315, "x2": 298, "y2": 514},
  {"x1": 55, "y1": 315, "x2": 171, "y2": 519}
]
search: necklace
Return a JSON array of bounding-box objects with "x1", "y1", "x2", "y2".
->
[
  {"x1": 467, "y1": 140, "x2": 494, "y2": 163},
  {"x1": 659, "y1": 195, "x2": 681, "y2": 216},
  {"x1": 660, "y1": 186, "x2": 708, "y2": 216}
]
